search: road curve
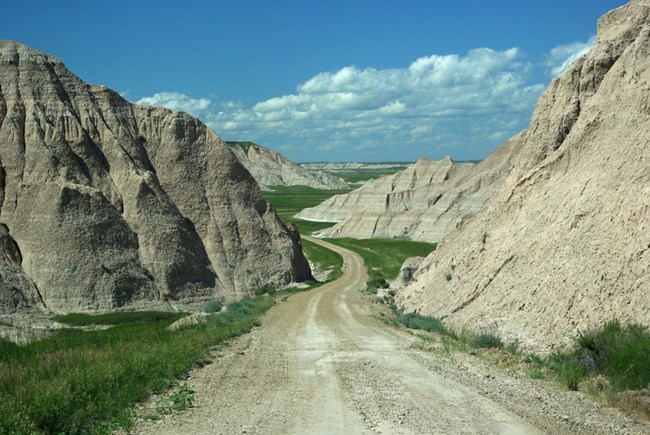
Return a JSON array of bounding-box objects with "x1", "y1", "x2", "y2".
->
[{"x1": 131, "y1": 237, "x2": 644, "y2": 434}]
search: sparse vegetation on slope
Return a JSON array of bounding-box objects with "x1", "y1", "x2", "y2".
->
[{"x1": 548, "y1": 320, "x2": 650, "y2": 391}]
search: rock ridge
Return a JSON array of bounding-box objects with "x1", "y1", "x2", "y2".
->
[
  {"x1": 227, "y1": 141, "x2": 349, "y2": 190},
  {"x1": 0, "y1": 41, "x2": 311, "y2": 314},
  {"x1": 396, "y1": 0, "x2": 650, "y2": 352},
  {"x1": 297, "y1": 135, "x2": 519, "y2": 242}
]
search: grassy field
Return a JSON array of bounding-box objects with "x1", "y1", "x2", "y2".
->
[
  {"x1": 263, "y1": 185, "x2": 437, "y2": 288},
  {"x1": 263, "y1": 185, "x2": 350, "y2": 234},
  {"x1": 0, "y1": 297, "x2": 275, "y2": 434},
  {"x1": 302, "y1": 238, "x2": 343, "y2": 282},
  {"x1": 262, "y1": 185, "x2": 351, "y2": 220}
]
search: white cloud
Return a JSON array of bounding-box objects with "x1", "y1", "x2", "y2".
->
[
  {"x1": 206, "y1": 48, "x2": 543, "y2": 160},
  {"x1": 544, "y1": 36, "x2": 596, "y2": 77},
  {"x1": 142, "y1": 48, "x2": 548, "y2": 161},
  {"x1": 136, "y1": 92, "x2": 212, "y2": 117}
]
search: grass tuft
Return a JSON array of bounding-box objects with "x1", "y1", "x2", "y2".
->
[
  {"x1": 396, "y1": 312, "x2": 448, "y2": 335},
  {"x1": 549, "y1": 320, "x2": 650, "y2": 391},
  {"x1": 202, "y1": 300, "x2": 223, "y2": 313},
  {"x1": 470, "y1": 333, "x2": 504, "y2": 349}
]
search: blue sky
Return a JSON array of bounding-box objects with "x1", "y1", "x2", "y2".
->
[{"x1": 3, "y1": 0, "x2": 627, "y2": 162}]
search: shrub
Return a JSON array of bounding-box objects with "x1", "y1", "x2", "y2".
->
[
  {"x1": 576, "y1": 320, "x2": 650, "y2": 390},
  {"x1": 202, "y1": 300, "x2": 223, "y2": 313},
  {"x1": 396, "y1": 312, "x2": 449, "y2": 335},
  {"x1": 155, "y1": 383, "x2": 195, "y2": 415},
  {"x1": 366, "y1": 277, "x2": 389, "y2": 294},
  {"x1": 470, "y1": 333, "x2": 504, "y2": 349},
  {"x1": 548, "y1": 320, "x2": 650, "y2": 391},
  {"x1": 254, "y1": 285, "x2": 276, "y2": 297}
]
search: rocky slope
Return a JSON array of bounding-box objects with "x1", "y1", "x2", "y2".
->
[
  {"x1": 297, "y1": 135, "x2": 518, "y2": 242},
  {"x1": 0, "y1": 41, "x2": 311, "y2": 315},
  {"x1": 226, "y1": 141, "x2": 348, "y2": 190},
  {"x1": 397, "y1": 0, "x2": 650, "y2": 352}
]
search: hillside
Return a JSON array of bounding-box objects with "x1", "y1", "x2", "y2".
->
[
  {"x1": 0, "y1": 41, "x2": 311, "y2": 315},
  {"x1": 297, "y1": 136, "x2": 517, "y2": 242},
  {"x1": 396, "y1": 0, "x2": 650, "y2": 352},
  {"x1": 227, "y1": 141, "x2": 349, "y2": 190}
]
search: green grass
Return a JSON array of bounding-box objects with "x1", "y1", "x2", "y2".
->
[
  {"x1": 470, "y1": 333, "x2": 504, "y2": 349},
  {"x1": 262, "y1": 185, "x2": 351, "y2": 220},
  {"x1": 292, "y1": 219, "x2": 339, "y2": 236},
  {"x1": 262, "y1": 185, "x2": 350, "y2": 235},
  {"x1": 395, "y1": 312, "x2": 450, "y2": 336},
  {"x1": 302, "y1": 238, "x2": 343, "y2": 282},
  {"x1": 325, "y1": 238, "x2": 436, "y2": 292},
  {"x1": 547, "y1": 320, "x2": 650, "y2": 391},
  {"x1": 53, "y1": 311, "x2": 187, "y2": 326},
  {"x1": 0, "y1": 297, "x2": 275, "y2": 434}
]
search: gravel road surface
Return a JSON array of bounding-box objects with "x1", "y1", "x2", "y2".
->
[{"x1": 131, "y1": 237, "x2": 648, "y2": 434}]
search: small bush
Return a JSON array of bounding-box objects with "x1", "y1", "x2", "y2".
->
[
  {"x1": 155, "y1": 383, "x2": 195, "y2": 415},
  {"x1": 396, "y1": 312, "x2": 450, "y2": 335},
  {"x1": 470, "y1": 333, "x2": 504, "y2": 349},
  {"x1": 254, "y1": 285, "x2": 276, "y2": 297},
  {"x1": 548, "y1": 320, "x2": 650, "y2": 392},
  {"x1": 576, "y1": 320, "x2": 650, "y2": 390},
  {"x1": 202, "y1": 300, "x2": 223, "y2": 313},
  {"x1": 366, "y1": 277, "x2": 389, "y2": 294}
]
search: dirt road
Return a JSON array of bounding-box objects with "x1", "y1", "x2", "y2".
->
[{"x1": 132, "y1": 237, "x2": 648, "y2": 434}]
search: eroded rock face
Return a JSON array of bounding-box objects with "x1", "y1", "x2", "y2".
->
[
  {"x1": 0, "y1": 41, "x2": 311, "y2": 314},
  {"x1": 397, "y1": 0, "x2": 650, "y2": 352},
  {"x1": 297, "y1": 136, "x2": 519, "y2": 242},
  {"x1": 227, "y1": 141, "x2": 349, "y2": 190}
]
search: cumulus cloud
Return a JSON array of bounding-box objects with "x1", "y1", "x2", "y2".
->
[
  {"x1": 544, "y1": 36, "x2": 596, "y2": 77},
  {"x1": 137, "y1": 48, "x2": 549, "y2": 161},
  {"x1": 203, "y1": 47, "x2": 544, "y2": 160},
  {"x1": 136, "y1": 92, "x2": 212, "y2": 117}
]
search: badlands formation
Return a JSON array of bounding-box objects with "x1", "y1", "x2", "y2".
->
[
  {"x1": 297, "y1": 134, "x2": 519, "y2": 242},
  {"x1": 227, "y1": 141, "x2": 348, "y2": 190},
  {"x1": 0, "y1": 41, "x2": 311, "y2": 315},
  {"x1": 397, "y1": 0, "x2": 649, "y2": 351}
]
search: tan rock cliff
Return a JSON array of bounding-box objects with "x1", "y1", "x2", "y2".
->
[
  {"x1": 297, "y1": 135, "x2": 519, "y2": 242},
  {"x1": 397, "y1": 0, "x2": 650, "y2": 352},
  {"x1": 0, "y1": 41, "x2": 311, "y2": 314},
  {"x1": 227, "y1": 141, "x2": 349, "y2": 190}
]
